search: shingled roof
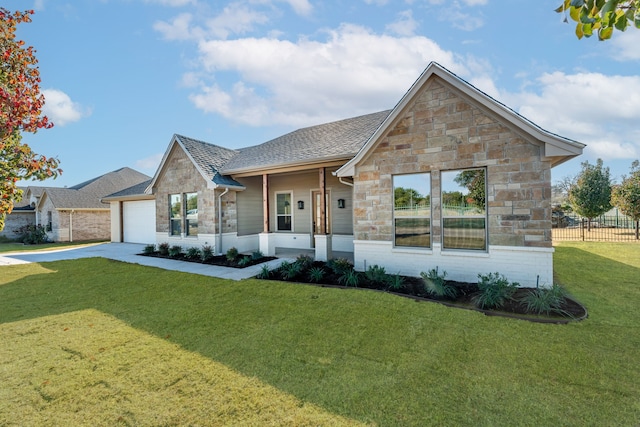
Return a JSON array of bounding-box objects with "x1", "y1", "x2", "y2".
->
[
  {"x1": 220, "y1": 110, "x2": 391, "y2": 174},
  {"x1": 174, "y1": 135, "x2": 244, "y2": 187},
  {"x1": 41, "y1": 167, "x2": 151, "y2": 209}
]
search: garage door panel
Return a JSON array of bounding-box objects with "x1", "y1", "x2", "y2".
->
[{"x1": 123, "y1": 200, "x2": 156, "y2": 244}]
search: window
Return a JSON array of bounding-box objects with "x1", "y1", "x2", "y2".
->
[
  {"x1": 169, "y1": 194, "x2": 182, "y2": 236},
  {"x1": 185, "y1": 192, "x2": 198, "y2": 237},
  {"x1": 441, "y1": 168, "x2": 486, "y2": 250},
  {"x1": 393, "y1": 173, "x2": 431, "y2": 248},
  {"x1": 46, "y1": 211, "x2": 52, "y2": 232},
  {"x1": 276, "y1": 192, "x2": 292, "y2": 231}
]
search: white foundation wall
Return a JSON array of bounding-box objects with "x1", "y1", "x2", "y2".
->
[{"x1": 353, "y1": 241, "x2": 554, "y2": 287}]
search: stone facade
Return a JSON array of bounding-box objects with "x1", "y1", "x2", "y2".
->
[
  {"x1": 353, "y1": 78, "x2": 552, "y2": 249},
  {"x1": 153, "y1": 145, "x2": 237, "y2": 249},
  {"x1": 0, "y1": 211, "x2": 35, "y2": 240}
]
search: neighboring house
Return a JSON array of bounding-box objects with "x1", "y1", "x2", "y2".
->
[
  {"x1": 113, "y1": 62, "x2": 585, "y2": 286},
  {"x1": 2, "y1": 167, "x2": 151, "y2": 242}
]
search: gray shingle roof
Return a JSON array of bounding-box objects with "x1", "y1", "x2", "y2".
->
[
  {"x1": 44, "y1": 167, "x2": 151, "y2": 209},
  {"x1": 220, "y1": 110, "x2": 392, "y2": 174},
  {"x1": 173, "y1": 135, "x2": 244, "y2": 188},
  {"x1": 103, "y1": 179, "x2": 153, "y2": 199}
]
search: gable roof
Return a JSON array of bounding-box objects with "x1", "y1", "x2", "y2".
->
[
  {"x1": 337, "y1": 62, "x2": 585, "y2": 177},
  {"x1": 148, "y1": 134, "x2": 244, "y2": 191},
  {"x1": 40, "y1": 167, "x2": 151, "y2": 210},
  {"x1": 101, "y1": 179, "x2": 154, "y2": 202},
  {"x1": 220, "y1": 110, "x2": 392, "y2": 175}
]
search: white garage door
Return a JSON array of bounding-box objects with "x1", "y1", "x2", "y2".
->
[{"x1": 123, "y1": 200, "x2": 156, "y2": 244}]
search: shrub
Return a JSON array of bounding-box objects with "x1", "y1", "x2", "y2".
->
[
  {"x1": 387, "y1": 273, "x2": 405, "y2": 291},
  {"x1": 251, "y1": 250, "x2": 264, "y2": 261},
  {"x1": 280, "y1": 261, "x2": 302, "y2": 280},
  {"x1": 421, "y1": 268, "x2": 457, "y2": 299},
  {"x1": 186, "y1": 247, "x2": 201, "y2": 260},
  {"x1": 256, "y1": 265, "x2": 271, "y2": 279},
  {"x1": 473, "y1": 272, "x2": 518, "y2": 309},
  {"x1": 308, "y1": 266, "x2": 325, "y2": 283},
  {"x1": 226, "y1": 247, "x2": 239, "y2": 262},
  {"x1": 327, "y1": 258, "x2": 353, "y2": 275},
  {"x1": 143, "y1": 244, "x2": 156, "y2": 255},
  {"x1": 237, "y1": 256, "x2": 252, "y2": 267},
  {"x1": 15, "y1": 224, "x2": 48, "y2": 244},
  {"x1": 158, "y1": 242, "x2": 170, "y2": 256},
  {"x1": 365, "y1": 265, "x2": 388, "y2": 287},
  {"x1": 520, "y1": 284, "x2": 569, "y2": 315},
  {"x1": 201, "y1": 245, "x2": 214, "y2": 261},
  {"x1": 168, "y1": 245, "x2": 183, "y2": 258},
  {"x1": 295, "y1": 254, "x2": 314, "y2": 270},
  {"x1": 338, "y1": 269, "x2": 360, "y2": 287}
]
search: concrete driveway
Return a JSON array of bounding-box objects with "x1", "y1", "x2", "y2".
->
[{"x1": 0, "y1": 242, "x2": 287, "y2": 280}]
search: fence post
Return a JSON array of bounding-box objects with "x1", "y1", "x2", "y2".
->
[{"x1": 581, "y1": 218, "x2": 585, "y2": 241}]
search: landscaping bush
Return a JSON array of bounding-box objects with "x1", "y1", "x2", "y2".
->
[
  {"x1": 421, "y1": 267, "x2": 457, "y2": 299},
  {"x1": 520, "y1": 283, "x2": 569, "y2": 315},
  {"x1": 168, "y1": 245, "x2": 183, "y2": 258},
  {"x1": 226, "y1": 247, "x2": 239, "y2": 262},
  {"x1": 201, "y1": 245, "x2": 214, "y2": 262},
  {"x1": 14, "y1": 224, "x2": 48, "y2": 245},
  {"x1": 473, "y1": 272, "x2": 518, "y2": 309},
  {"x1": 158, "y1": 242, "x2": 170, "y2": 256},
  {"x1": 186, "y1": 247, "x2": 201, "y2": 260},
  {"x1": 142, "y1": 244, "x2": 156, "y2": 255},
  {"x1": 365, "y1": 265, "x2": 388, "y2": 287}
]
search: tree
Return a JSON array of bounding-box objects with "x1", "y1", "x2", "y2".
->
[
  {"x1": 556, "y1": 0, "x2": 640, "y2": 40},
  {"x1": 453, "y1": 169, "x2": 486, "y2": 211},
  {"x1": 0, "y1": 8, "x2": 60, "y2": 231},
  {"x1": 568, "y1": 159, "x2": 612, "y2": 231},
  {"x1": 611, "y1": 160, "x2": 640, "y2": 239}
]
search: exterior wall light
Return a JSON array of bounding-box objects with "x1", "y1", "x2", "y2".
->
[
  {"x1": 298, "y1": 200, "x2": 304, "y2": 209},
  {"x1": 338, "y1": 199, "x2": 345, "y2": 208}
]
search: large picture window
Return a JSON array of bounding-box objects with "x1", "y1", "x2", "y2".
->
[
  {"x1": 185, "y1": 192, "x2": 198, "y2": 237},
  {"x1": 393, "y1": 173, "x2": 431, "y2": 248},
  {"x1": 276, "y1": 192, "x2": 292, "y2": 231},
  {"x1": 441, "y1": 168, "x2": 487, "y2": 250},
  {"x1": 169, "y1": 194, "x2": 182, "y2": 236}
]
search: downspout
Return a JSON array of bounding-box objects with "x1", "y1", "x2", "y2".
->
[
  {"x1": 217, "y1": 188, "x2": 229, "y2": 255},
  {"x1": 69, "y1": 210, "x2": 74, "y2": 242}
]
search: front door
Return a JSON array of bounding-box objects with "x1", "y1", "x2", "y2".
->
[{"x1": 311, "y1": 190, "x2": 330, "y2": 247}]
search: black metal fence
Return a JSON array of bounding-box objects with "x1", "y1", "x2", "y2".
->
[{"x1": 552, "y1": 213, "x2": 640, "y2": 242}]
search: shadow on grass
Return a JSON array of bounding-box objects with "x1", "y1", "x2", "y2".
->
[{"x1": 1, "y1": 253, "x2": 640, "y2": 426}]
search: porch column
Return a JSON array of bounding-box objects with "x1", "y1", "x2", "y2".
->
[
  {"x1": 259, "y1": 173, "x2": 276, "y2": 256},
  {"x1": 262, "y1": 173, "x2": 269, "y2": 233},
  {"x1": 315, "y1": 167, "x2": 333, "y2": 261},
  {"x1": 319, "y1": 167, "x2": 326, "y2": 234}
]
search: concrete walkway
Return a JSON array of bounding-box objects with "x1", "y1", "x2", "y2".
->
[{"x1": 0, "y1": 242, "x2": 290, "y2": 280}]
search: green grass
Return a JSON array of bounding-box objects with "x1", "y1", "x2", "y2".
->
[
  {"x1": 0, "y1": 240, "x2": 106, "y2": 254},
  {"x1": 1, "y1": 242, "x2": 639, "y2": 426}
]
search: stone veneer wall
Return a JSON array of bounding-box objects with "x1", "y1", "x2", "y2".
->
[
  {"x1": 351, "y1": 77, "x2": 554, "y2": 286},
  {"x1": 154, "y1": 144, "x2": 237, "y2": 249},
  {"x1": 56, "y1": 210, "x2": 111, "y2": 241},
  {"x1": 353, "y1": 78, "x2": 552, "y2": 249}
]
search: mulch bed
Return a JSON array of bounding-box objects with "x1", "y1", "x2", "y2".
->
[{"x1": 139, "y1": 252, "x2": 277, "y2": 269}]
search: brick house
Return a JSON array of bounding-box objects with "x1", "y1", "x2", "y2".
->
[
  {"x1": 1, "y1": 168, "x2": 151, "y2": 242},
  {"x1": 122, "y1": 62, "x2": 584, "y2": 286}
]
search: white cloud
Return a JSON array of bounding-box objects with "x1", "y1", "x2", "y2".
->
[
  {"x1": 205, "y1": 4, "x2": 270, "y2": 39},
  {"x1": 505, "y1": 71, "x2": 640, "y2": 161},
  {"x1": 144, "y1": 0, "x2": 195, "y2": 6},
  {"x1": 153, "y1": 13, "x2": 202, "y2": 41},
  {"x1": 135, "y1": 153, "x2": 164, "y2": 172},
  {"x1": 386, "y1": 9, "x2": 419, "y2": 36},
  {"x1": 611, "y1": 30, "x2": 640, "y2": 61},
  {"x1": 281, "y1": 0, "x2": 313, "y2": 16},
  {"x1": 42, "y1": 89, "x2": 90, "y2": 126},
  {"x1": 189, "y1": 24, "x2": 470, "y2": 126}
]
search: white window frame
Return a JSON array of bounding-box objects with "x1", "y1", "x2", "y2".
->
[{"x1": 275, "y1": 191, "x2": 293, "y2": 232}]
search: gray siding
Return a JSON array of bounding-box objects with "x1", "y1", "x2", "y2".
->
[{"x1": 236, "y1": 176, "x2": 263, "y2": 236}]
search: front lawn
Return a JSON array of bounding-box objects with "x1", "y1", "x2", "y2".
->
[
  {"x1": 0, "y1": 240, "x2": 106, "y2": 254},
  {"x1": 0, "y1": 242, "x2": 639, "y2": 426}
]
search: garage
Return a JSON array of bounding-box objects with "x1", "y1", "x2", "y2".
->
[{"x1": 122, "y1": 200, "x2": 156, "y2": 244}]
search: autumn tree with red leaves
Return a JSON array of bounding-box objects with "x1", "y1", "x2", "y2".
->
[{"x1": 1, "y1": 8, "x2": 61, "y2": 231}]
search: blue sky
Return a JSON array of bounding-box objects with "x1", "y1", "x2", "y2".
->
[{"x1": 9, "y1": 0, "x2": 640, "y2": 188}]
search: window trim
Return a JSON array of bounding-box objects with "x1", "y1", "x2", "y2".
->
[
  {"x1": 440, "y1": 167, "x2": 488, "y2": 252},
  {"x1": 184, "y1": 192, "x2": 198, "y2": 237},
  {"x1": 392, "y1": 172, "x2": 432, "y2": 249},
  {"x1": 275, "y1": 191, "x2": 293, "y2": 232},
  {"x1": 169, "y1": 193, "x2": 182, "y2": 236}
]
